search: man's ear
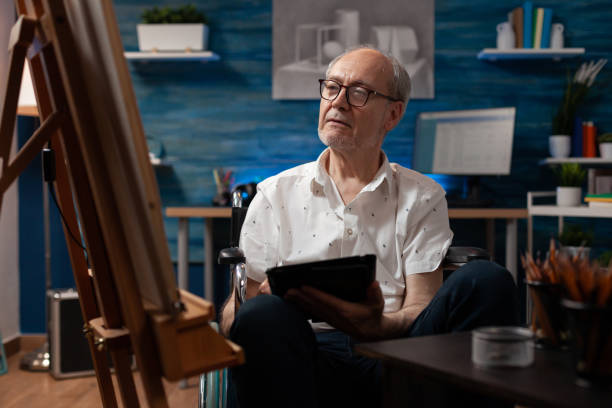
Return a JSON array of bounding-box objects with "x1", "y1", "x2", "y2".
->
[{"x1": 384, "y1": 101, "x2": 405, "y2": 132}]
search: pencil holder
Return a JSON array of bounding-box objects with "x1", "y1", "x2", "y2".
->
[
  {"x1": 561, "y1": 299, "x2": 612, "y2": 389},
  {"x1": 526, "y1": 281, "x2": 568, "y2": 349}
]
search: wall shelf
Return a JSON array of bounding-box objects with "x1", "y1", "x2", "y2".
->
[
  {"x1": 539, "y1": 157, "x2": 612, "y2": 166},
  {"x1": 477, "y1": 48, "x2": 585, "y2": 61},
  {"x1": 124, "y1": 51, "x2": 220, "y2": 62},
  {"x1": 527, "y1": 191, "x2": 612, "y2": 255}
]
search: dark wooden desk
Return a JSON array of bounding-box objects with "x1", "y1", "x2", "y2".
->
[{"x1": 356, "y1": 332, "x2": 612, "y2": 408}]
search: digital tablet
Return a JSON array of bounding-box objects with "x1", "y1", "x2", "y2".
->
[{"x1": 265, "y1": 255, "x2": 376, "y2": 302}]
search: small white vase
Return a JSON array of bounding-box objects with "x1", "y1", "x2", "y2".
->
[
  {"x1": 549, "y1": 135, "x2": 571, "y2": 158},
  {"x1": 599, "y1": 143, "x2": 612, "y2": 159},
  {"x1": 556, "y1": 186, "x2": 582, "y2": 207},
  {"x1": 560, "y1": 245, "x2": 591, "y2": 260}
]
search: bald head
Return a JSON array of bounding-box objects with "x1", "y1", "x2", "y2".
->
[{"x1": 326, "y1": 46, "x2": 411, "y2": 106}]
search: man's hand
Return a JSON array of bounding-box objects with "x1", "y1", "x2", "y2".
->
[
  {"x1": 284, "y1": 281, "x2": 385, "y2": 341},
  {"x1": 257, "y1": 278, "x2": 272, "y2": 296}
]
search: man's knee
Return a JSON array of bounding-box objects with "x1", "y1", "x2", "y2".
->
[
  {"x1": 450, "y1": 260, "x2": 514, "y2": 291},
  {"x1": 451, "y1": 260, "x2": 519, "y2": 324},
  {"x1": 230, "y1": 295, "x2": 312, "y2": 344}
]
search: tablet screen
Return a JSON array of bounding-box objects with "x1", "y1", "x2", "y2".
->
[{"x1": 265, "y1": 254, "x2": 376, "y2": 302}]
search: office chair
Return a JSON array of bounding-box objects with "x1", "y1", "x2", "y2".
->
[{"x1": 198, "y1": 192, "x2": 490, "y2": 408}]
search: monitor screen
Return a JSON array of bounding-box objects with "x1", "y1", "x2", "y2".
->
[{"x1": 412, "y1": 107, "x2": 516, "y2": 176}]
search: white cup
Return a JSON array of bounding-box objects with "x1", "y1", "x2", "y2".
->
[{"x1": 549, "y1": 135, "x2": 571, "y2": 158}]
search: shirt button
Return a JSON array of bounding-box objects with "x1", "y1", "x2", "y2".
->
[{"x1": 347, "y1": 228, "x2": 353, "y2": 236}]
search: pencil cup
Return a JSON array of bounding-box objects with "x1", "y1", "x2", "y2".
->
[
  {"x1": 526, "y1": 281, "x2": 568, "y2": 349},
  {"x1": 561, "y1": 299, "x2": 612, "y2": 389}
]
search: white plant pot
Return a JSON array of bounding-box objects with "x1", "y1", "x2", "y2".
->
[
  {"x1": 137, "y1": 24, "x2": 209, "y2": 52},
  {"x1": 560, "y1": 245, "x2": 591, "y2": 260},
  {"x1": 549, "y1": 135, "x2": 571, "y2": 158},
  {"x1": 599, "y1": 143, "x2": 612, "y2": 159},
  {"x1": 556, "y1": 186, "x2": 582, "y2": 207}
]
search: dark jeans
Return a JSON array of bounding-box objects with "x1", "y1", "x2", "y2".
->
[{"x1": 229, "y1": 260, "x2": 519, "y2": 408}]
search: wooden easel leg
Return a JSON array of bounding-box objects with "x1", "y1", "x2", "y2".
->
[
  {"x1": 110, "y1": 348, "x2": 140, "y2": 408},
  {"x1": 0, "y1": 16, "x2": 36, "y2": 210},
  {"x1": 0, "y1": 110, "x2": 64, "y2": 195},
  {"x1": 28, "y1": 45, "x2": 121, "y2": 408}
]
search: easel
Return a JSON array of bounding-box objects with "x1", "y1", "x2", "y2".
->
[{"x1": 0, "y1": 1, "x2": 243, "y2": 407}]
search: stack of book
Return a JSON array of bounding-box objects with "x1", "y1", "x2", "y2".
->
[
  {"x1": 584, "y1": 194, "x2": 612, "y2": 208},
  {"x1": 508, "y1": 2, "x2": 555, "y2": 49}
]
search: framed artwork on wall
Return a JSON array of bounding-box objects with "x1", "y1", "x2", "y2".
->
[{"x1": 272, "y1": 0, "x2": 434, "y2": 100}]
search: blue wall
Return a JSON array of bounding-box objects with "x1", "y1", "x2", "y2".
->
[{"x1": 18, "y1": 0, "x2": 612, "y2": 332}]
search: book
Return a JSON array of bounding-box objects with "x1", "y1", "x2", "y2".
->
[
  {"x1": 511, "y1": 7, "x2": 524, "y2": 48},
  {"x1": 534, "y1": 8, "x2": 544, "y2": 49},
  {"x1": 540, "y1": 8, "x2": 553, "y2": 48},
  {"x1": 585, "y1": 193, "x2": 612, "y2": 202},
  {"x1": 571, "y1": 116, "x2": 583, "y2": 157},
  {"x1": 582, "y1": 121, "x2": 597, "y2": 158},
  {"x1": 523, "y1": 2, "x2": 533, "y2": 48},
  {"x1": 588, "y1": 201, "x2": 612, "y2": 208}
]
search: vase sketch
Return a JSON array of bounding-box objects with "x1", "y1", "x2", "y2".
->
[{"x1": 273, "y1": 7, "x2": 433, "y2": 100}]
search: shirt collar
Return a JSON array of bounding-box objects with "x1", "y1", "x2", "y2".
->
[{"x1": 312, "y1": 148, "x2": 394, "y2": 194}]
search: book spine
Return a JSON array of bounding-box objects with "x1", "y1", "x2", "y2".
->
[
  {"x1": 523, "y1": 2, "x2": 533, "y2": 48},
  {"x1": 540, "y1": 8, "x2": 553, "y2": 48},
  {"x1": 582, "y1": 121, "x2": 597, "y2": 158},
  {"x1": 512, "y1": 7, "x2": 524, "y2": 48},
  {"x1": 572, "y1": 116, "x2": 583, "y2": 157},
  {"x1": 534, "y1": 8, "x2": 544, "y2": 49}
]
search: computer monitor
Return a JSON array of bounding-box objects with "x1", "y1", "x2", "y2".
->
[{"x1": 412, "y1": 107, "x2": 516, "y2": 207}]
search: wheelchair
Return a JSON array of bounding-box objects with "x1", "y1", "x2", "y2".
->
[{"x1": 198, "y1": 191, "x2": 489, "y2": 408}]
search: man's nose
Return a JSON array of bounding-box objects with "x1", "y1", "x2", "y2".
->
[{"x1": 331, "y1": 87, "x2": 350, "y2": 110}]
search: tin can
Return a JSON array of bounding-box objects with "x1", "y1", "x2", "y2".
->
[{"x1": 472, "y1": 326, "x2": 535, "y2": 368}]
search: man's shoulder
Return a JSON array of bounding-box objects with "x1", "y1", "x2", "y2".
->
[
  {"x1": 390, "y1": 163, "x2": 443, "y2": 193},
  {"x1": 257, "y1": 162, "x2": 316, "y2": 192}
]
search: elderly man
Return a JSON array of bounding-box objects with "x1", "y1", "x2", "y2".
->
[{"x1": 221, "y1": 46, "x2": 518, "y2": 408}]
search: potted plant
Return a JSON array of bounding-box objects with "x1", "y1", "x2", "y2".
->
[
  {"x1": 558, "y1": 223, "x2": 594, "y2": 259},
  {"x1": 137, "y1": 4, "x2": 209, "y2": 52},
  {"x1": 550, "y1": 59, "x2": 607, "y2": 158},
  {"x1": 554, "y1": 163, "x2": 586, "y2": 206},
  {"x1": 598, "y1": 133, "x2": 612, "y2": 159}
]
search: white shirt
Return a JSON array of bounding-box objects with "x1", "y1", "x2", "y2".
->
[{"x1": 240, "y1": 149, "x2": 453, "y2": 323}]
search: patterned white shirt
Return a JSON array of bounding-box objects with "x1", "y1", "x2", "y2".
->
[{"x1": 240, "y1": 148, "x2": 453, "y2": 322}]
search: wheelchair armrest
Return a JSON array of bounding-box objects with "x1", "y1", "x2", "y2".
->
[
  {"x1": 218, "y1": 247, "x2": 246, "y2": 265},
  {"x1": 443, "y1": 246, "x2": 490, "y2": 265}
]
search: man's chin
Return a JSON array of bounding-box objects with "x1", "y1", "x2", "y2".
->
[{"x1": 318, "y1": 132, "x2": 356, "y2": 151}]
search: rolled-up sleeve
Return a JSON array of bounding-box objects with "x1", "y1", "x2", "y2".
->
[{"x1": 402, "y1": 187, "x2": 453, "y2": 276}]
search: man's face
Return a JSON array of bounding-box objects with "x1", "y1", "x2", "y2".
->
[{"x1": 318, "y1": 49, "x2": 399, "y2": 153}]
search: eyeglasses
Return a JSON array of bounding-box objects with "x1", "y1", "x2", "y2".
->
[{"x1": 318, "y1": 79, "x2": 401, "y2": 107}]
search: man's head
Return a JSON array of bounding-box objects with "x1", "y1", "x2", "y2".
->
[{"x1": 317, "y1": 46, "x2": 410, "y2": 153}]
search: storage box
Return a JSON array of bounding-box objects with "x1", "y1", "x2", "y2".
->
[{"x1": 47, "y1": 289, "x2": 95, "y2": 378}]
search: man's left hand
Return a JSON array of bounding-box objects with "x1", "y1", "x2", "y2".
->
[{"x1": 284, "y1": 281, "x2": 385, "y2": 341}]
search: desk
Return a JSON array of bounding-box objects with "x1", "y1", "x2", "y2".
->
[
  {"x1": 165, "y1": 207, "x2": 527, "y2": 300},
  {"x1": 165, "y1": 207, "x2": 231, "y2": 300},
  {"x1": 356, "y1": 332, "x2": 612, "y2": 408},
  {"x1": 448, "y1": 208, "x2": 527, "y2": 281}
]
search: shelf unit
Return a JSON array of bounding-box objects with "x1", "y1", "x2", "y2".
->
[
  {"x1": 477, "y1": 48, "x2": 585, "y2": 61},
  {"x1": 124, "y1": 51, "x2": 220, "y2": 62},
  {"x1": 527, "y1": 191, "x2": 612, "y2": 255}
]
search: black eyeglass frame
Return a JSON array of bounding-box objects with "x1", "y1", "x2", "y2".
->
[{"x1": 318, "y1": 79, "x2": 401, "y2": 107}]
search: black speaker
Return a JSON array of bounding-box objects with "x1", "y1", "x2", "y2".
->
[{"x1": 47, "y1": 289, "x2": 95, "y2": 378}]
